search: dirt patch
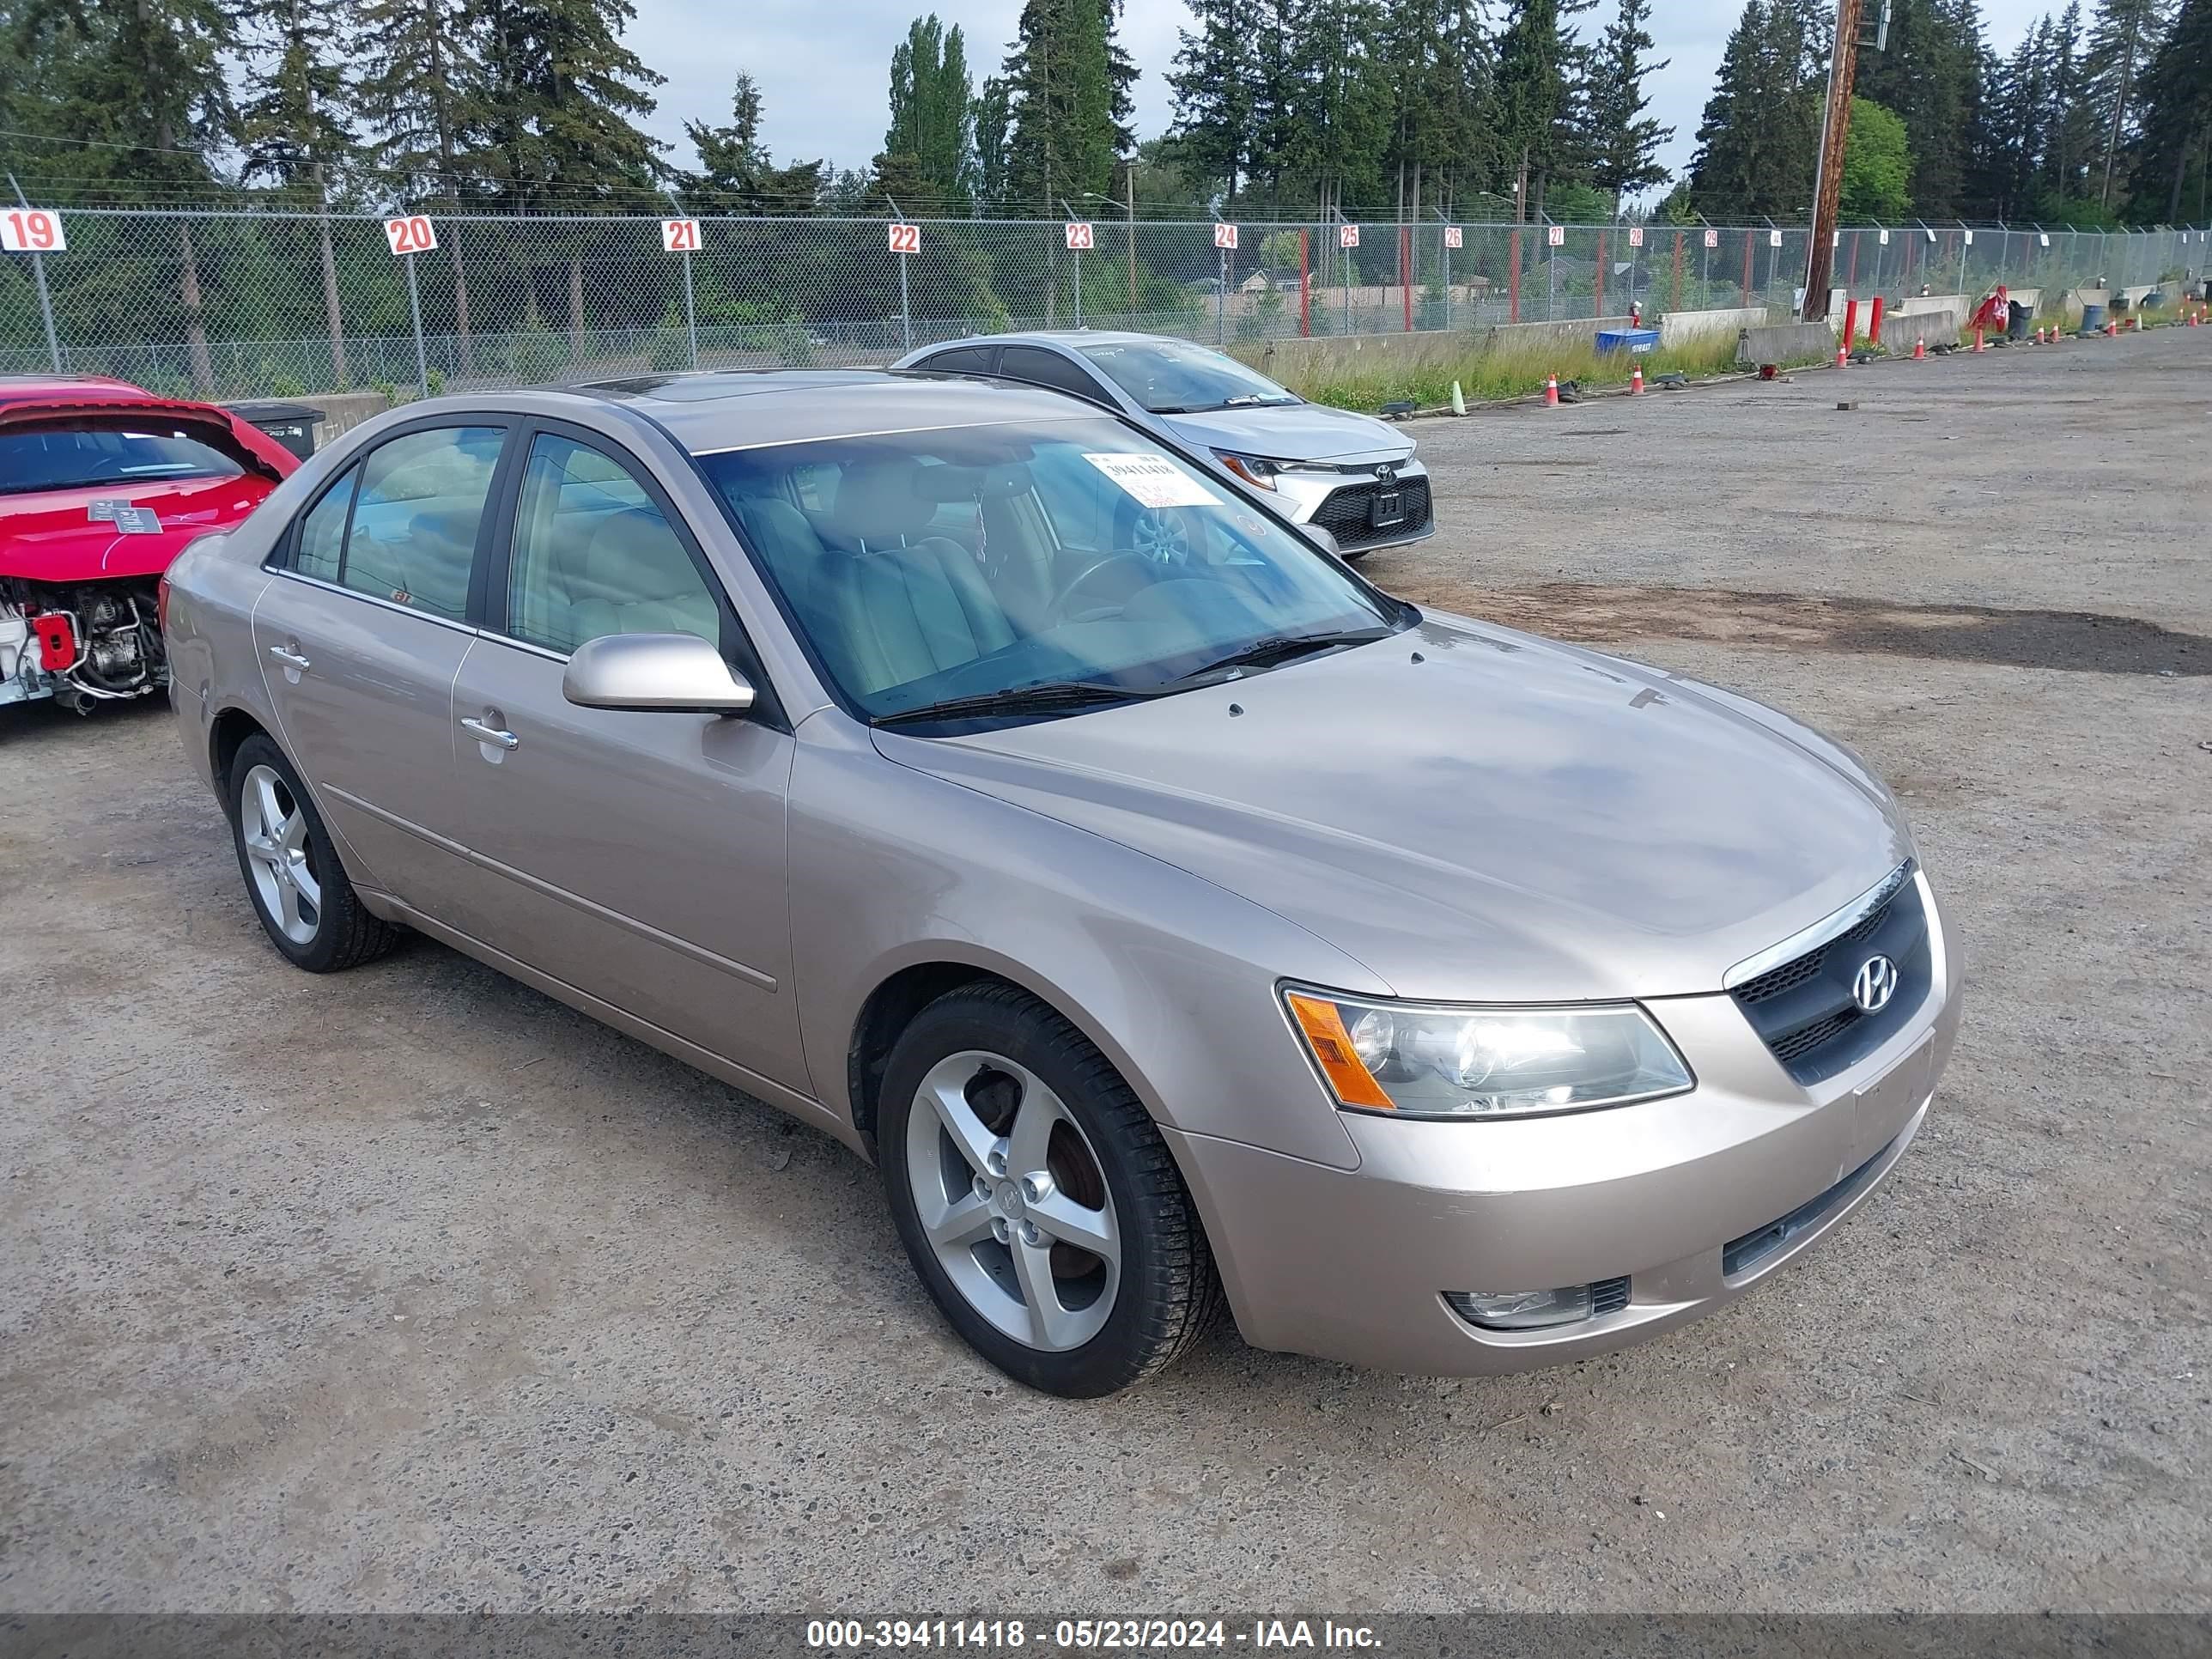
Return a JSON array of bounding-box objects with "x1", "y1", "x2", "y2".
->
[{"x1": 1396, "y1": 580, "x2": 2212, "y2": 676}]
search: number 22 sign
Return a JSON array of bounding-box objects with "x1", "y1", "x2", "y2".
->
[
  {"x1": 1, "y1": 208, "x2": 65, "y2": 252},
  {"x1": 887, "y1": 222, "x2": 921, "y2": 255},
  {"x1": 385, "y1": 216, "x2": 438, "y2": 256}
]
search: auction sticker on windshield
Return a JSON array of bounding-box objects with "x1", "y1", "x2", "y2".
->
[{"x1": 1084, "y1": 453, "x2": 1224, "y2": 509}]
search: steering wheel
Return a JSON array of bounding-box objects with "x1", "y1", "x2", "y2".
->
[{"x1": 1048, "y1": 551, "x2": 1156, "y2": 626}]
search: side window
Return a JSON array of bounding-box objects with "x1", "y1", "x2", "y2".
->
[
  {"x1": 999, "y1": 346, "x2": 1111, "y2": 404},
  {"x1": 293, "y1": 464, "x2": 359, "y2": 581},
  {"x1": 921, "y1": 345, "x2": 995, "y2": 375},
  {"x1": 505, "y1": 432, "x2": 721, "y2": 655},
  {"x1": 340, "y1": 426, "x2": 504, "y2": 621}
]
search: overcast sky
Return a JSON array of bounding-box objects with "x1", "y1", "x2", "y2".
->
[{"x1": 633, "y1": 0, "x2": 2059, "y2": 201}]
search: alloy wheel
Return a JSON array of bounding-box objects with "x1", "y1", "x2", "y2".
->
[
  {"x1": 1129, "y1": 507, "x2": 1192, "y2": 563},
  {"x1": 239, "y1": 763, "x2": 323, "y2": 946},
  {"x1": 903, "y1": 1049, "x2": 1121, "y2": 1352}
]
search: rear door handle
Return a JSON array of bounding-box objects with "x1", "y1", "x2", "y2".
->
[
  {"x1": 268, "y1": 645, "x2": 312, "y2": 671},
  {"x1": 460, "y1": 715, "x2": 520, "y2": 750}
]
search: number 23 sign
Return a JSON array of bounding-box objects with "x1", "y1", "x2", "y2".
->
[
  {"x1": 1, "y1": 208, "x2": 65, "y2": 252},
  {"x1": 385, "y1": 216, "x2": 438, "y2": 256}
]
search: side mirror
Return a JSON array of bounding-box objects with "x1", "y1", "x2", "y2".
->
[
  {"x1": 562, "y1": 633, "x2": 756, "y2": 715},
  {"x1": 1302, "y1": 523, "x2": 1343, "y2": 558}
]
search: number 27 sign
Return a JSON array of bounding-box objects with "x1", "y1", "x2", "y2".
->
[{"x1": 1, "y1": 208, "x2": 65, "y2": 252}]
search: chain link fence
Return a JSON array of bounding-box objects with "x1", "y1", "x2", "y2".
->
[{"x1": 2, "y1": 207, "x2": 2203, "y2": 402}]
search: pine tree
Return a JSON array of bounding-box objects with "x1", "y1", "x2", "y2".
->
[
  {"x1": 1582, "y1": 0, "x2": 1674, "y2": 212},
  {"x1": 1856, "y1": 0, "x2": 1992, "y2": 219},
  {"x1": 2124, "y1": 0, "x2": 2212, "y2": 220},
  {"x1": 1165, "y1": 0, "x2": 1255, "y2": 201},
  {"x1": 355, "y1": 0, "x2": 494, "y2": 365},
  {"x1": 1689, "y1": 0, "x2": 1825, "y2": 218},
  {"x1": 680, "y1": 73, "x2": 826, "y2": 212},
  {"x1": 1276, "y1": 0, "x2": 1394, "y2": 216},
  {"x1": 971, "y1": 77, "x2": 1014, "y2": 206},
  {"x1": 2084, "y1": 0, "x2": 2175, "y2": 210},
  {"x1": 2045, "y1": 3, "x2": 2102, "y2": 203},
  {"x1": 1492, "y1": 0, "x2": 1596, "y2": 216},
  {"x1": 1000, "y1": 0, "x2": 1122, "y2": 213},
  {"x1": 240, "y1": 0, "x2": 358, "y2": 382},
  {"x1": 886, "y1": 15, "x2": 975, "y2": 210}
]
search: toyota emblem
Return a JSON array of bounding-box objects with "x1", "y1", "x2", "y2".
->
[{"x1": 1852, "y1": 955, "x2": 1899, "y2": 1013}]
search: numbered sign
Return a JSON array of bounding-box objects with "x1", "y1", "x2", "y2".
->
[
  {"x1": 887, "y1": 222, "x2": 921, "y2": 255},
  {"x1": 1963, "y1": 228, "x2": 1975, "y2": 246},
  {"x1": 1925, "y1": 227, "x2": 1937, "y2": 242},
  {"x1": 1768, "y1": 228, "x2": 1784, "y2": 248},
  {"x1": 1626, "y1": 226, "x2": 1644, "y2": 248},
  {"x1": 2039, "y1": 231, "x2": 2051, "y2": 247},
  {"x1": 1338, "y1": 223, "x2": 1360, "y2": 249},
  {"x1": 661, "y1": 218, "x2": 701, "y2": 252},
  {"x1": 1064, "y1": 221, "x2": 1094, "y2": 251},
  {"x1": 0, "y1": 207, "x2": 64, "y2": 252},
  {"x1": 1547, "y1": 224, "x2": 1565, "y2": 247},
  {"x1": 384, "y1": 215, "x2": 437, "y2": 256},
  {"x1": 1443, "y1": 225, "x2": 1462, "y2": 250},
  {"x1": 1832, "y1": 230, "x2": 1841, "y2": 247},
  {"x1": 1878, "y1": 228, "x2": 1890, "y2": 246},
  {"x1": 1212, "y1": 222, "x2": 1237, "y2": 251},
  {"x1": 1704, "y1": 228, "x2": 1720, "y2": 249}
]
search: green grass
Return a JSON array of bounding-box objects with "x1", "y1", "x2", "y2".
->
[{"x1": 1251, "y1": 329, "x2": 1776, "y2": 415}]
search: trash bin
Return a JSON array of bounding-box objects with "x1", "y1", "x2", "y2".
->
[
  {"x1": 223, "y1": 400, "x2": 324, "y2": 462},
  {"x1": 2080, "y1": 302, "x2": 2107, "y2": 333},
  {"x1": 1595, "y1": 327, "x2": 1661, "y2": 355},
  {"x1": 2006, "y1": 300, "x2": 2033, "y2": 341}
]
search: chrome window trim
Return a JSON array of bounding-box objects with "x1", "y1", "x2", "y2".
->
[
  {"x1": 686, "y1": 411, "x2": 1097, "y2": 456},
  {"x1": 1722, "y1": 859, "x2": 1917, "y2": 991},
  {"x1": 263, "y1": 566, "x2": 481, "y2": 639}
]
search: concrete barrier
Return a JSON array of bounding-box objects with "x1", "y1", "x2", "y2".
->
[
  {"x1": 1893, "y1": 293, "x2": 1967, "y2": 319},
  {"x1": 299, "y1": 391, "x2": 395, "y2": 450},
  {"x1": 1659, "y1": 305, "x2": 1771, "y2": 349},
  {"x1": 1235, "y1": 316, "x2": 1635, "y2": 383},
  {"x1": 1734, "y1": 320, "x2": 1839, "y2": 366},
  {"x1": 1893, "y1": 307, "x2": 1963, "y2": 346}
]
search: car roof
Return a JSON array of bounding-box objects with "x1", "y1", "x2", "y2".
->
[
  {"x1": 0, "y1": 373, "x2": 156, "y2": 410},
  {"x1": 911, "y1": 331, "x2": 1176, "y2": 353},
  {"x1": 564, "y1": 368, "x2": 1110, "y2": 454}
]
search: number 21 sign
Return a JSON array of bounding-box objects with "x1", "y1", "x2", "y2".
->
[
  {"x1": 1, "y1": 208, "x2": 65, "y2": 252},
  {"x1": 662, "y1": 218, "x2": 701, "y2": 252}
]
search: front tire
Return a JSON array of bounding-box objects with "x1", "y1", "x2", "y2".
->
[
  {"x1": 878, "y1": 982, "x2": 1223, "y2": 1397},
  {"x1": 228, "y1": 733, "x2": 401, "y2": 973}
]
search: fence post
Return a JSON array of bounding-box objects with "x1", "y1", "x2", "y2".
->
[
  {"x1": 898, "y1": 248, "x2": 912, "y2": 352},
  {"x1": 1595, "y1": 229, "x2": 1607, "y2": 319},
  {"x1": 1509, "y1": 226, "x2": 1522, "y2": 323},
  {"x1": 6, "y1": 173, "x2": 62, "y2": 374},
  {"x1": 1671, "y1": 230, "x2": 1684, "y2": 314},
  {"x1": 1299, "y1": 228, "x2": 1310, "y2": 337},
  {"x1": 404, "y1": 251, "x2": 428, "y2": 399},
  {"x1": 682, "y1": 243, "x2": 698, "y2": 370}
]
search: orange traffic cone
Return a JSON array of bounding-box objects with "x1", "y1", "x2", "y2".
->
[
  {"x1": 1629, "y1": 362, "x2": 1645, "y2": 394},
  {"x1": 1913, "y1": 334, "x2": 1927, "y2": 361},
  {"x1": 1836, "y1": 340, "x2": 1849, "y2": 369},
  {"x1": 1972, "y1": 327, "x2": 1985, "y2": 353},
  {"x1": 1544, "y1": 374, "x2": 1559, "y2": 407}
]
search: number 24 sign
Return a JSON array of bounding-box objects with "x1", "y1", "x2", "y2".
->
[
  {"x1": 384, "y1": 216, "x2": 438, "y2": 255},
  {"x1": 1, "y1": 208, "x2": 65, "y2": 252}
]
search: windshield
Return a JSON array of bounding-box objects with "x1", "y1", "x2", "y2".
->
[
  {"x1": 698, "y1": 416, "x2": 1399, "y2": 725},
  {"x1": 1076, "y1": 339, "x2": 1300, "y2": 414},
  {"x1": 0, "y1": 424, "x2": 245, "y2": 496}
]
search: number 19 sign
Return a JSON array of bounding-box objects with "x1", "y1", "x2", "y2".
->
[
  {"x1": 385, "y1": 216, "x2": 438, "y2": 256},
  {"x1": 1, "y1": 208, "x2": 65, "y2": 252}
]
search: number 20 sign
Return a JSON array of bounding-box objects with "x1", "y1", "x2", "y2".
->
[
  {"x1": 384, "y1": 216, "x2": 438, "y2": 256},
  {"x1": 1, "y1": 208, "x2": 65, "y2": 252}
]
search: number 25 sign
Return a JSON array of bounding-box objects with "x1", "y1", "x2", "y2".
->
[
  {"x1": 1, "y1": 208, "x2": 65, "y2": 252},
  {"x1": 384, "y1": 216, "x2": 438, "y2": 256},
  {"x1": 887, "y1": 222, "x2": 921, "y2": 255}
]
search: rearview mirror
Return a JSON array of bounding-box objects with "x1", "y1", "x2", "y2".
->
[
  {"x1": 1302, "y1": 523, "x2": 1343, "y2": 557},
  {"x1": 562, "y1": 633, "x2": 756, "y2": 715}
]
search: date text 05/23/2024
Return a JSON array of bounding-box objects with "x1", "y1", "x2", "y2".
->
[{"x1": 805, "y1": 1620, "x2": 1383, "y2": 1650}]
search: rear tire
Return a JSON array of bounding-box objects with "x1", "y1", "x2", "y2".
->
[
  {"x1": 228, "y1": 733, "x2": 401, "y2": 973},
  {"x1": 878, "y1": 982, "x2": 1223, "y2": 1397}
]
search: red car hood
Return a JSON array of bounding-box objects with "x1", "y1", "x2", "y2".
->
[{"x1": 0, "y1": 474, "x2": 280, "y2": 582}]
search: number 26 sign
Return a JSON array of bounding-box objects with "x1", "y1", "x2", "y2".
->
[
  {"x1": 1, "y1": 208, "x2": 65, "y2": 252},
  {"x1": 384, "y1": 216, "x2": 438, "y2": 255}
]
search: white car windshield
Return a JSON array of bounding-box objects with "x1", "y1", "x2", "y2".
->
[
  {"x1": 700, "y1": 417, "x2": 1400, "y2": 725},
  {"x1": 1076, "y1": 340, "x2": 1301, "y2": 415}
]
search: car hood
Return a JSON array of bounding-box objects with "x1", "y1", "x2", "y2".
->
[
  {"x1": 873, "y1": 613, "x2": 1913, "y2": 1001},
  {"x1": 1160, "y1": 404, "x2": 1412, "y2": 465},
  {"x1": 0, "y1": 477, "x2": 276, "y2": 583}
]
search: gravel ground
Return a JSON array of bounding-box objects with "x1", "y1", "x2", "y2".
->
[{"x1": 3, "y1": 328, "x2": 2207, "y2": 1616}]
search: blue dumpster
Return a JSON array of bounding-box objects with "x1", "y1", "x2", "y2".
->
[
  {"x1": 1595, "y1": 327, "x2": 1661, "y2": 355},
  {"x1": 2079, "y1": 302, "x2": 2107, "y2": 333}
]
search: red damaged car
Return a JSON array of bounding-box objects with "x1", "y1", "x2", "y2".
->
[{"x1": 1, "y1": 375, "x2": 301, "y2": 716}]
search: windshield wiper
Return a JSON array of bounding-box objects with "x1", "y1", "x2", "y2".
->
[
  {"x1": 1175, "y1": 628, "x2": 1394, "y2": 686},
  {"x1": 873, "y1": 680, "x2": 1166, "y2": 727}
]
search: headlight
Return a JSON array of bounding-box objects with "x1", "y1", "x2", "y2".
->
[
  {"x1": 1212, "y1": 450, "x2": 1282, "y2": 489},
  {"x1": 1282, "y1": 988, "x2": 1693, "y2": 1119}
]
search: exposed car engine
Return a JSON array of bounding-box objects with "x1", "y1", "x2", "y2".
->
[{"x1": 0, "y1": 579, "x2": 167, "y2": 714}]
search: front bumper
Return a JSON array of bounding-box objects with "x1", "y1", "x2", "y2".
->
[
  {"x1": 1170, "y1": 879, "x2": 1962, "y2": 1376},
  {"x1": 1268, "y1": 459, "x2": 1435, "y2": 553}
]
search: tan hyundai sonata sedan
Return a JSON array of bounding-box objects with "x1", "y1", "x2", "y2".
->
[{"x1": 164, "y1": 370, "x2": 1961, "y2": 1397}]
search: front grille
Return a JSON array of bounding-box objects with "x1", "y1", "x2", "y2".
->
[
  {"x1": 1731, "y1": 875, "x2": 1929, "y2": 1085},
  {"x1": 1589, "y1": 1276, "x2": 1631, "y2": 1317},
  {"x1": 1311, "y1": 476, "x2": 1433, "y2": 549}
]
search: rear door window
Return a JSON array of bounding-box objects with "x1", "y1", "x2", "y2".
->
[
  {"x1": 338, "y1": 427, "x2": 506, "y2": 621},
  {"x1": 293, "y1": 465, "x2": 360, "y2": 581},
  {"x1": 920, "y1": 345, "x2": 996, "y2": 375},
  {"x1": 998, "y1": 347, "x2": 1114, "y2": 405}
]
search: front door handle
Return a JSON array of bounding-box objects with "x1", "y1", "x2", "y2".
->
[
  {"x1": 460, "y1": 715, "x2": 520, "y2": 751},
  {"x1": 268, "y1": 644, "x2": 312, "y2": 671}
]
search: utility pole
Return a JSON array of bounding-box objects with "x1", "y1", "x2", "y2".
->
[{"x1": 1802, "y1": 0, "x2": 1868, "y2": 322}]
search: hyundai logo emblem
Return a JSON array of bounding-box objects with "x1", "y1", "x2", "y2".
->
[{"x1": 1852, "y1": 955, "x2": 1899, "y2": 1014}]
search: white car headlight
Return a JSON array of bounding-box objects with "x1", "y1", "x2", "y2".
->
[{"x1": 1283, "y1": 988, "x2": 1693, "y2": 1119}]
